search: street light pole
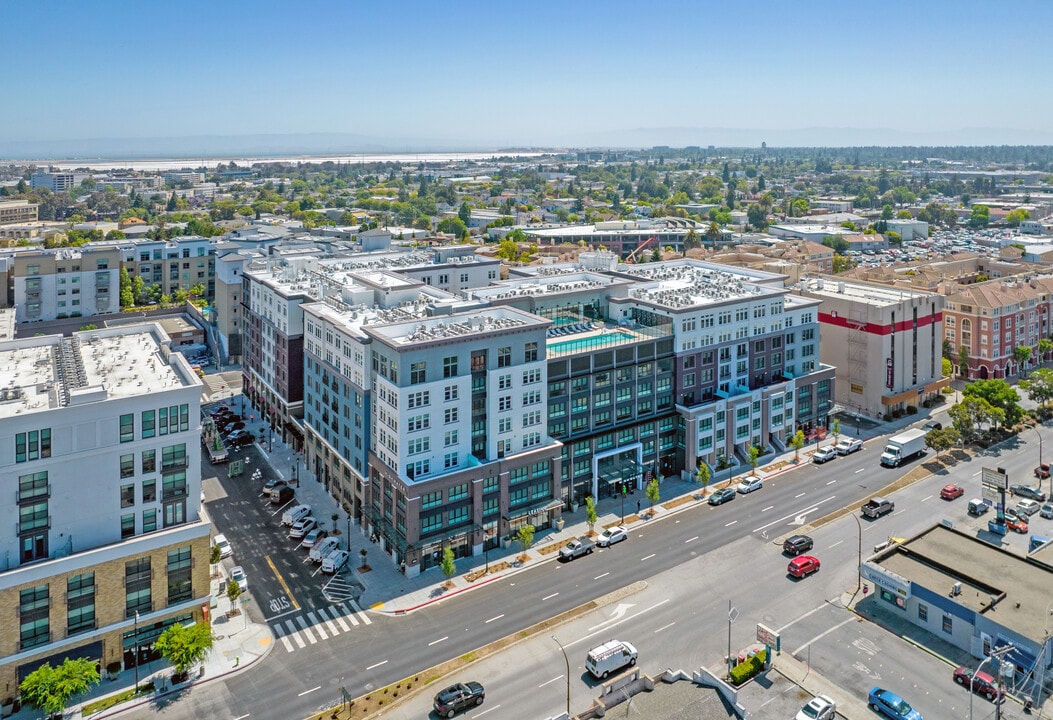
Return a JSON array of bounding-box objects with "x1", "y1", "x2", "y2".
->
[
  {"x1": 1036, "y1": 426, "x2": 1047, "y2": 495},
  {"x1": 552, "y1": 636, "x2": 570, "y2": 718},
  {"x1": 853, "y1": 514, "x2": 863, "y2": 593}
]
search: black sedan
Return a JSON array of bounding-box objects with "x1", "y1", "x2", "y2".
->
[
  {"x1": 708, "y1": 487, "x2": 736, "y2": 506},
  {"x1": 433, "y1": 681, "x2": 484, "y2": 717}
]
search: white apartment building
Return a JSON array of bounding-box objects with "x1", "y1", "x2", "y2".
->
[{"x1": 0, "y1": 324, "x2": 210, "y2": 694}]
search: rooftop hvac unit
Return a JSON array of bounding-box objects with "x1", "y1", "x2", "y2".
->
[{"x1": 951, "y1": 582, "x2": 962, "y2": 596}]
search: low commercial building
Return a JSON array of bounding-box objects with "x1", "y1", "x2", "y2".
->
[
  {"x1": 0, "y1": 200, "x2": 38, "y2": 226},
  {"x1": 863, "y1": 524, "x2": 1053, "y2": 688},
  {"x1": 0, "y1": 324, "x2": 210, "y2": 694}
]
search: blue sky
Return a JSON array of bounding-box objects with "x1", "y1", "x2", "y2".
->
[{"x1": 3, "y1": 0, "x2": 1052, "y2": 151}]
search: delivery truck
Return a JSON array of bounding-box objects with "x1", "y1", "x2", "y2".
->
[{"x1": 879, "y1": 428, "x2": 928, "y2": 467}]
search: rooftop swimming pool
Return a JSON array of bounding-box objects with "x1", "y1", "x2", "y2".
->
[{"x1": 547, "y1": 330, "x2": 635, "y2": 355}]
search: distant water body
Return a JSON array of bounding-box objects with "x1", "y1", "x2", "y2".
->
[{"x1": 45, "y1": 151, "x2": 550, "y2": 173}]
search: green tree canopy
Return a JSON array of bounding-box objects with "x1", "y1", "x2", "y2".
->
[
  {"x1": 962, "y1": 378, "x2": 1021, "y2": 426},
  {"x1": 437, "y1": 216, "x2": 469, "y2": 239},
  {"x1": 20, "y1": 657, "x2": 100, "y2": 719},
  {"x1": 1006, "y1": 208, "x2": 1031, "y2": 226},
  {"x1": 155, "y1": 622, "x2": 214, "y2": 677}
]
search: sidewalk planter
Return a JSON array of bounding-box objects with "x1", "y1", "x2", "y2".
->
[
  {"x1": 729, "y1": 649, "x2": 767, "y2": 685},
  {"x1": 554, "y1": 518, "x2": 565, "y2": 531},
  {"x1": 106, "y1": 661, "x2": 122, "y2": 680},
  {"x1": 1, "y1": 698, "x2": 13, "y2": 718}
]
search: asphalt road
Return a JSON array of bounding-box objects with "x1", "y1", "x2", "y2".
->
[{"x1": 123, "y1": 420, "x2": 1053, "y2": 720}]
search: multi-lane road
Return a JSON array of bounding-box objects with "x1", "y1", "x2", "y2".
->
[{"x1": 125, "y1": 422, "x2": 1050, "y2": 720}]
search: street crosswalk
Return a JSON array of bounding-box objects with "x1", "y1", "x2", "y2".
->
[{"x1": 271, "y1": 601, "x2": 372, "y2": 653}]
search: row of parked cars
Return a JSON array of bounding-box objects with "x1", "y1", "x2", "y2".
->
[
  {"x1": 812, "y1": 437, "x2": 864, "y2": 464},
  {"x1": 209, "y1": 407, "x2": 255, "y2": 447},
  {"x1": 263, "y1": 481, "x2": 351, "y2": 573}
]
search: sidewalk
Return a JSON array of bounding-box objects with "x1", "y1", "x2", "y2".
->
[{"x1": 227, "y1": 394, "x2": 932, "y2": 618}]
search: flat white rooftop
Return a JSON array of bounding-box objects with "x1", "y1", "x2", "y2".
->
[
  {"x1": 0, "y1": 327, "x2": 193, "y2": 419},
  {"x1": 623, "y1": 264, "x2": 773, "y2": 309},
  {"x1": 798, "y1": 277, "x2": 937, "y2": 306}
]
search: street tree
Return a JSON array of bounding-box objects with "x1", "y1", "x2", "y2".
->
[
  {"x1": 210, "y1": 542, "x2": 222, "y2": 578},
  {"x1": 942, "y1": 357, "x2": 953, "y2": 378},
  {"x1": 746, "y1": 445, "x2": 761, "y2": 476},
  {"x1": 831, "y1": 419, "x2": 841, "y2": 445},
  {"x1": 925, "y1": 427, "x2": 960, "y2": 462},
  {"x1": 1021, "y1": 368, "x2": 1053, "y2": 408},
  {"x1": 791, "y1": 430, "x2": 806, "y2": 462},
  {"x1": 226, "y1": 578, "x2": 242, "y2": 614},
  {"x1": 155, "y1": 622, "x2": 214, "y2": 681},
  {"x1": 1014, "y1": 345, "x2": 1033, "y2": 376},
  {"x1": 645, "y1": 478, "x2": 660, "y2": 515},
  {"x1": 958, "y1": 345, "x2": 971, "y2": 379},
  {"x1": 516, "y1": 524, "x2": 535, "y2": 555},
  {"x1": 584, "y1": 496, "x2": 598, "y2": 535},
  {"x1": 1039, "y1": 338, "x2": 1053, "y2": 365},
  {"x1": 19, "y1": 658, "x2": 100, "y2": 720},
  {"x1": 694, "y1": 462, "x2": 711, "y2": 493},
  {"x1": 949, "y1": 396, "x2": 1004, "y2": 440},
  {"x1": 440, "y1": 547, "x2": 456, "y2": 583},
  {"x1": 962, "y1": 378, "x2": 1021, "y2": 426}
]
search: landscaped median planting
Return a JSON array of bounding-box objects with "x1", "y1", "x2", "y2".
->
[{"x1": 728, "y1": 649, "x2": 767, "y2": 685}]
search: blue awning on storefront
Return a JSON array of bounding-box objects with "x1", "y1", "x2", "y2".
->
[{"x1": 996, "y1": 639, "x2": 1038, "y2": 673}]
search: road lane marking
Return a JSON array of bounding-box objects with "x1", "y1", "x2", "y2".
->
[
  {"x1": 922, "y1": 495, "x2": 933, "y2": 502},
  {"x1": 594, "y1": 572, "x2": 609, "y2": 580},
  {"x1": 828, "y1": 540, "x2": 843, "y2": 549},
  {"x1": 474, "y1": 704, "x2": 501, "y2": 717},
  {"x1": 298, "y1": 686, "x2": 321, "y2": 696},
  {"x1": 567, "y1": 599, "x2": 671, "y2": 648},
  {"x1": 826, "y1": 480, "x2": 836, "y2": 485},
  {"x1": 485, "y1": 614, "x2": 504, "y2": 623},
  {"x1": 542, "y1": 592, "x2": 559, "y2": 601},
  {"x1": 640, "y1": 553, "x2": 656, "y2": 561},
  {"x1": 753, "y1": 496, "x2": 837, "y2": 533},
  {"x1": 654, "y1": 622, "x2": 676, "y2": 634},
  {"x1": 855, "y1": 468, "x2": 865, "y2": 474},
  {"x1": 265, "y1": 555, "x2": 301, "y2": 611},
  {"x1": 234, "y1": 715, "x2": 250, "y2": 720},
  {"x1": 539, "y1": 675, "x2": 564, "y2": 688},
  {"x1": 776, "y1": 603, "x2": 829, "y2": 633},
  {"x1": 685, "y1": 536, "x2": 698, "y2": 543},
  {"x1": 725, "y1": 520, "x2": 737, "y2": 527},
  {"x1": 973, "y1": 471, "x2": 981, "y2": 477},
  {"x1": 762, "y1": 506, "x2": 774, "y2": 512},
  {"x1": 791, "y1": 617, "x2": 854, "y2": 656},
  {"x1": 795, "y1": 492, "x2": 806, "y2": 498},
  {"x1": 428, "y1": 636, "x2": 448, "y2": 646},
  {"x1": 366, "y1": 660, "x2": 388, "y2": 671}
]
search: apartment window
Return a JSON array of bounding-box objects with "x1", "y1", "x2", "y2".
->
[
  {"x1": 67, "y1": 572, "x2": 96, "y2": 635},
  {"x1": 498, "y1": 374, "x2": 512, "y2": 390},
  {"x1": 15, "y1": 428, "x2": 51, "y2": 463},
  {"x1": 141, "y1": 410, "x2": 156, "y2": 438},
  {"x1": 125, "y1": 558, "x2": 152, "y2": 617},
  {"x1": 121, "y1": 484, "x2": 135, "y2": 508},
  {"x1": 142, "y1": 450, "x2": 156, "y2": 474},
  {"x1": 161, "y1": 444, "x2": 187, "y2": 471},
  {"x1": 410, "y1": 361, "x2": 427, "y2": 384},
  {"x1": 407, "y1": 391, "x2": 429, "y2": 408},
  {"x1": 499, "y1": 417, "x2": 512, "y2": 433},
  {"x1": 121, "y1": 513, "x2": 136, "y2": 538},
  {"x1": 445, "y1": 408, "x2": 459, "y2": 424},
  {"x1": 120, "y1": 413, "x2": 135, "y2": 443},
  {"x1": 167, "y1": 546, "x2": 193, "y2": 604},
  {"x1": 19, "y1": 585, "x2": 50, "y2": 650},
  {"x1": 164, "y1": 498, "x2": 186, "y2": 528},
  {"x1": 120, "y1": 453, "x2": 135, "y2": 479},
  {"x1": 19, "y1": 500, "x2": 49, "y2": 534},
  {"x1": 422, "y1": 491, "x2": 442, "y2": 509},
  {"x1": 143, "y1": 508, "x2": 157, "y2": 533},
  {"x1": 18, "y1": 470, "x2": 48, "y2": 502},
  {"x1": 524, "y1": 342, "x2": 538, "y2": 363},
  {"x1": 449, "y1": 484, "x2": 468, "y2": 501},
  {"x1": 444, "y1": 385, "x2": 459, "y2": 402},
  {"x1": 143, "y1": 479, "x2": 156, "y2": 503},
  {"x1": 443, "y1": 356, "x2": 458, "y2": 378},
  {"x1": 444, "y1": 430, "x2": 458, "y2": 446},
  {"x1": 499, "y1": 396, "x2": 512, "y2": 412},
  {"x1": 162, "y1": 471, "x2": 187, "y2": 501},
  {"x1": 523, "y1": 390, "x2": 541, "y2": 406},
  {"x1": 498, "y1": 346, "x2": 511, "y2": 368}
]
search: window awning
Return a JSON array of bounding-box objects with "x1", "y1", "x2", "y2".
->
[{"x1": 503, "y1": 498, "x2": 562, "y2": 521}]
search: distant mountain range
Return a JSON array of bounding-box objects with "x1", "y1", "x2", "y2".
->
[{"x1": 2, "y1": 127, "x2": 1052, "y2": 162}]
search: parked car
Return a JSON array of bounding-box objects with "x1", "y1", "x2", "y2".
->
[
  {"x1": 708, "y1": 487, "x2": 736, "y2": 505},
  {"x1": 788, "y1": 555, "x2": 821, "y2": 578},
  {"x1": 796, "y1": 694, "x2": 837, "y2": 720},
  {"x1": 262, "y1": 478, "x2": 287, "y2": 495},
  {"x1": 783, "y1": 535, "x2": 814, "y2": 556},
  {"x1": 226, "y1": 429, "x2": 253, "y2": 442},
  {"x1": 923, "y1": 420, "x2": 942, "y2": 431},
  {"x1": 812, "y1": 447, "x2": 838, "y2": 464},
  {"x1": 229, "y1": 565, "x2": 248, "y2": 592},
  {"x1": 1011, "y1": 484, "x2": 1048, "y2": 502},
  {"x1": 1041, "y1": 503, "x2": 1053, "y2": 520},
  {"x1": 736, "y1": 476, "x2": 763, "y2": 494},
  {"x1": 868, "y1": 687, "x2": 922, "y2": 720},
  {"x1": 835, "y1": 438, "x2": 863, "y2": 455},
  {"x1": 559, "y1": 536, "x2": 595, "y2": 561},
  {"x1": 310, "y1": 537, "x2": 341, "y2": 563},
  {"x1": 1006, "y1": 515, "x2": 1029, "y2": 534},
  {"x1": 597, "y1": 526, "x2": 628, "y2": 547},
  {"x1": 213, "y1": 533, "x2": 232, "y2": 559},
  {"x1": 229, "y1": 432, "x2": 256, "y2": 448},
  {"x1": 289, "y1": 517, "x2": 318, "y2": 539},
  {"x1": 952, "y1": 666, "x2": 1002, "y2": 701},
  {"x1": 1035, "y1": 463, "x2": 1050, "y2": 480},
  {"x1": 968, "y1": 498, "x2": 990, "y2": 516},
  {"x1": 1016, "y1": 499, "x2": 1041, "y2": 517},
  {"x1": 940, "y1": 484, "x2": 964, "y2": 500},
  {"x1": 221, "y1": 421, "x2": 246, "y2": 436},
  {"x1": 321, "y1": 549, "x2": 350, "y2": 573},
  {"x1": 433, "y1": 682, "x2": 485, "y2": 718},
  {"x1": 302, "y1": 527, "x2": 328, "y2": 548}
]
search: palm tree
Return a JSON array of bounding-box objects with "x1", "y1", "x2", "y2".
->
[{"x1": 705, "y1": 222, "x2": 722, "y2": 248}]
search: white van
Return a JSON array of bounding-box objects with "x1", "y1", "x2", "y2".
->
[
  {"x1": 281, "y1": 504, "x2": 312, "y2": 527},
  {"x1": 321, "y1": 549, "x2": 350, "y2": 574},
  {"x1": 585, "y1": 640, "x2": 638, "y2": 679},
  {"x1": 309, "y1": 537, "x2": 341, "y2": 563}
]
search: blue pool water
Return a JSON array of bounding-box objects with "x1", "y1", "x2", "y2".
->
[{"x1": 547, "y1": 330, "x2": 634, "y2": 354}]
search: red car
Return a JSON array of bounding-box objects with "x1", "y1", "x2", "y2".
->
[
  {"x1": 1006, "y1": 516, "x2": 1028, "y2": 533},
  {"x1": 788, "y1": 555, "x2": 821, "y2": 578},
  {"x1": 953, "y1": 666, "x2": 1002, "y2": 701},
  {"x1": 940, "y1": 484, "x2": 964, "y2": 500}
]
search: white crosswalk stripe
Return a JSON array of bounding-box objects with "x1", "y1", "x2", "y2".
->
[{"x1": 271, "y1": 603, "x2": 372, "y2": 653}]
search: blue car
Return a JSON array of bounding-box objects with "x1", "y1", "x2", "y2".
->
[{"x1": 868, "y1": 687, "x2": 922, "y2": 720}]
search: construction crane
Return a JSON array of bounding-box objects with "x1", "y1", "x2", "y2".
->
[{"x1": 625, "y1": 235, "x2": 658, "y2": 264}]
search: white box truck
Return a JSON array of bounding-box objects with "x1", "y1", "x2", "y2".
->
[
  {"x1": 585, "y1": 640, "x2": 638, "y2": 679},
  {"x1": 879, "y1": 428, "x2": 928, "y2": 467}
]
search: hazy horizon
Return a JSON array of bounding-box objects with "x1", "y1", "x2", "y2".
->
[{"x1": 3, "y1": 0, "x2": 1052, "y2": 155}]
